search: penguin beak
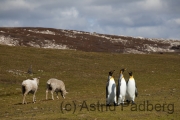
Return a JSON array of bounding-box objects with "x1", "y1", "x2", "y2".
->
[{"x1": 112, "y1": 70, "x2": 115, "y2": 74}]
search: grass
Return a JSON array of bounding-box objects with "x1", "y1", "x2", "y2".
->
[{"x1": 0, "y1": 45, "x2": 180, "y2": 120}]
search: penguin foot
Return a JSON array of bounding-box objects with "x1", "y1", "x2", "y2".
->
[
  {"x1": 116, "y1": 104, "x2": 120, "y2": 106},
  {"x1": 120, "y1": 103, "x2": 124, "y2": 106},
  {"x1": 132, "y1": 101, "x2": 136, "y2": 104},
  {"x1": 114, "y1": 102, "x2": 117, "y2": 106},
  {"x1": 126, "y1": 100, "x2": 130, "y2": 104},
  {"x1": 106, "y1": 104, "x2": 110, "y2": 106}
]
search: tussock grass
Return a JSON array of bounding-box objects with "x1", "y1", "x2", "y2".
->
[{"x1": 0, "y1": 45, "x2": 180, "y2": 119}]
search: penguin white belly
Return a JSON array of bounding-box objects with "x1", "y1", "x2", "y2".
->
[
  {"x1": 120, "y1": 79, "x2": 126, "y2": 96},
  {"x1": 117, "y1": 78, "x2": 126, "y2": 104},
  {"x1": 127, "y1": 80, "x2": 135, "y2": 100},
  {"x1": 106, "y1": 79, "x2": 116, "y2": 105}
]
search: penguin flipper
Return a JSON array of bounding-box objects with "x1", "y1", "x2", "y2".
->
[
  {"x1": 135, "y1": 85, "x2": 138, "y2": 97},
  {"x1": 126, "y1": 80, "x2": 129, "y2": 85},
  {"x1": 118, "y1": 79, "x2": 121, "y2": 96},
  {"x1": 106, "y1": 84, "x2": 108, "y2": 98},
  {"x1": 117, "y1": 79, "x2": 121, "y2": 97}
]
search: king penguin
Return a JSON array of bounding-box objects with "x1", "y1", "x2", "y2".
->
[
  {"x1": 117, "y1": 68, "x2": 126, "y2": 105},
  {"x1": 106, "y1": 70, "x2": 117, "y2": 106},
  {"x1": 126, "y1": 71, "x2": 138, "y2": 104}
]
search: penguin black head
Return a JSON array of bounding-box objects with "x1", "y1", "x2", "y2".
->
[
  {"x1": 109, "y1": 70, "x2": 115, "y2": 76},
  {"x1": 128, "y1": 71, "x2": 133, "y2": 76},
  {"x1": 120, "y1": 68, "x2": 126, "y2": 73}
]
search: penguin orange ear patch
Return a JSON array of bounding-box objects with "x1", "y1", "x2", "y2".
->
[{"x1": 110, "y1": 77, "x2": 114, "y2": 80}]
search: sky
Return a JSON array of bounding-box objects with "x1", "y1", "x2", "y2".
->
[{"x1": 0, "y1": 0, "x2": 180, "y2": 40}]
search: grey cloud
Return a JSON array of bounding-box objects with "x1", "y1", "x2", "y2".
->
[{"x1": 0, "y1": 0, "x2": 179, "y2": 39}]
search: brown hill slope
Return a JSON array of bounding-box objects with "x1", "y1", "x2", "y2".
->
[{"x1": 0, "y1": 27, "x2": 180, "y2": 53}]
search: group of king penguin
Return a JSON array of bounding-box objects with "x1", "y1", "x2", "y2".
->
[{"x1": 106, "y1": 69, "x2": 138, "y2": 106}]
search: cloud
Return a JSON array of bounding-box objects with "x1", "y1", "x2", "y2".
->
[{"x1": 0, "y1": 0, "x2": 179, "y2": 39}]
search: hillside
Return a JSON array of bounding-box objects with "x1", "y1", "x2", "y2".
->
[{"x1": 0, "y1": 27, "x2": 180, "y2": 54}]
